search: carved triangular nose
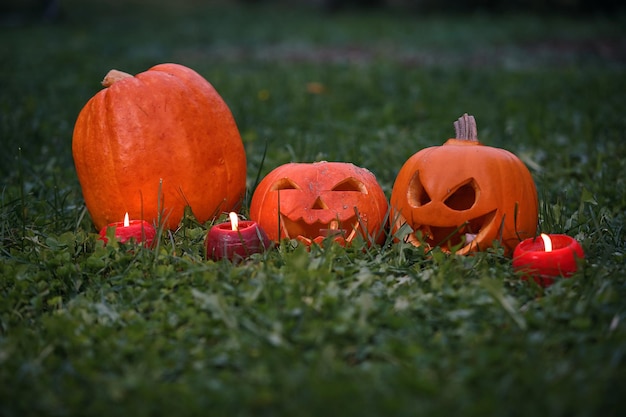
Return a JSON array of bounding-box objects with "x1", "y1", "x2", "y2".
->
[{"x1": 311, "y1": 196, "x2": 328, "y2": 210}]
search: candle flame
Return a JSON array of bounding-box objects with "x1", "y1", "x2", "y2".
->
[
  {"x1": 123, "y1": 212, "x2": 130, "y2": 227},
  {"x1": 541, "y1": 233, "x2": 552, "y2": 252},
  {"x1": 229, "y1": 212, "x2": 239, "y2": 231}
]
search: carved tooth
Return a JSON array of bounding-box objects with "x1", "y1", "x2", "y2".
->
[
  {"x1": 346, "y1": 222, "x2": 360, "y2": 242},
  {"x1": 279, "y1": 214, "x2": 291, "y2": 239}
]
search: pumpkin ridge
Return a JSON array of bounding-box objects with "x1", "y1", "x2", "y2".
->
[
  {"x1": 80, "y1": 90, "x2": 130, "y2": 228},
  {"x1": 142, "y1": 67, "x2": 244, "y2": 224},
  {"x1": 146, "y1": 64, "x2": 247, "y2": 214},
  {"x1": 101, "y1": 90, "x2": 128, "y2": 221}
]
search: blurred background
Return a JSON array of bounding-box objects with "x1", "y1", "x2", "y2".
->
[
  {"x1": 1, "y1": 0, "x2": 624, "y2": 189},
  {"x1": 1, "y1": 0, "x2": 624, "y2": 25}
]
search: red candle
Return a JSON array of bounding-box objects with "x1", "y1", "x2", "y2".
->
[
  {"x1": 205, "y1": 212, "x2": 272, "y2": 262},
  {"x1": 513, "y1": 233, "x2": 584, "y2": 287},
  {"x1": 99, "y1": 212, "x2": 156, "y2": 247}
]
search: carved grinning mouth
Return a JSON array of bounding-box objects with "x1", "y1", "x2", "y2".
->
[
  {"x1": 279, "y1": 215, "x2": 361, "y2": 244},
  {"x1": 414, "y1": 210, "x2": 497, "y2": 252}
]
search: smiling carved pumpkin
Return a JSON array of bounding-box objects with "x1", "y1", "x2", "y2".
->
[
  {"x1": 249, "y1": 161, "x2": 389, "y2": 246},
  {"x1": 390, "y1": 114, "x2": 538, "y2": 255}
]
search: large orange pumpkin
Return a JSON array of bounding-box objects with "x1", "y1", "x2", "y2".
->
[
  {"x1": 390, "y1": 114, "x2": 538, "y2": 255},
  {"x1": 250, "y1": 161, "x2": 389, "y2": 246},
  {"x1": 72, "y1": 63, "x2": 247, "y2": 231}
]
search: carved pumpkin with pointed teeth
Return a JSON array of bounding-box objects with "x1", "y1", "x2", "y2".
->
[
  {"x1": 390, "y1": 114, "x2": 538, "y2": 255},
  {"x1": 250, "y1": 161, "x2": 388, "y2": 246}
]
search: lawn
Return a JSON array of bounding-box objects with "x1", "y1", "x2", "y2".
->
[{"x1": 1, "y1": 1, "x2": 626, "y2": 416}]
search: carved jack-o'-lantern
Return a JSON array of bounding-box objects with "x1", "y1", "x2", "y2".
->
[
  {"x1": 250, "y1": 161, "x2": 389, "y2": 246},
  {"x1": 390, "y1": 114, "x2": 538, "y2": 255}
]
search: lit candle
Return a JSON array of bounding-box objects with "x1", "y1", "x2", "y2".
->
[
  {"x1": 205, "y1": 212, "x2": 272, "y2": 262},
  {"x1": 512, "y1": 233, "x2": 584, "y2": 287},
  {"x1": 99, "y1": 212, "x2": 156, "y2": 247},
  {"x1": 310, "y1": 219, "x2": 347, "y2": 246}
]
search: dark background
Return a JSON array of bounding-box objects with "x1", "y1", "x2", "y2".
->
[{"x1": 1, "y1": 0, "x2": 624, "y2": 23}]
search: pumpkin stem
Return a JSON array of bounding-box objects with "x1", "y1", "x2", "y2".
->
[
  {"x1": 101, "y1": 70, "x2": 133, "y2": 87},
  {"x1": 454, "y1": 113, "x2": 478, "y2": 141}
]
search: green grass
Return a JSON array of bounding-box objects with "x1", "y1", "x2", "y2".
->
[{"x1": 1, "y1": 1, "x2": 626, "y2": 416}]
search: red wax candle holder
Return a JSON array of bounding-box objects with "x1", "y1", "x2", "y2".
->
[
  {"x1": 512, "y1": 233, "x2": 584, "y2": 287},
  {"x1": 205, "y1": 213, "x2": 272, "y2": 262},
  {"x1": 99, "y1": 213, "x2": 156, "y2": 247}
]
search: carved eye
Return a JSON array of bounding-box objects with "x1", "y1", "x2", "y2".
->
[
  {"x1": 332, "y1": 178, "x2": 367, "y2": 193},
  {"x1": 407, "y1": 171, "x2": 431, "y2": 207},
  {"x1": 444, "y1": 179, "x2": 478, "y2": 211},
  {"x1": 271, "y1": 178, "x2": 300, "y2": 191}
]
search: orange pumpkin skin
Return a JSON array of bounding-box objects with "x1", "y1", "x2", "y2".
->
[
  {"x1": 249, "y1": 162, "x2": 389, "y2": 246},
  {"x1": 390, "y1": 138, "x2": 538, "y2": 256},
  {"x1": 72, "y1": 63, "x2": 246, "y2": 231}
]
